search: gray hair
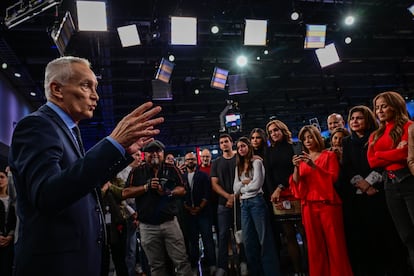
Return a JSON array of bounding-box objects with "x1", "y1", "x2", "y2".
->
[{"x1": 44, "y1": 56, "x2": 91, "y2": 100}]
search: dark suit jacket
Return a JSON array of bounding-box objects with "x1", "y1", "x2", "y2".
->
[
  {"x1": 8, "y1": 105, "x2": 131, "y2": 276},
  {"x1": 183, "y1": 169, "x2": 211, "y2": 217}
]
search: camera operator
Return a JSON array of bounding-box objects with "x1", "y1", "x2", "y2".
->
[{"x1": 121, "y1": 140, "x2": 192, "y2": 276}]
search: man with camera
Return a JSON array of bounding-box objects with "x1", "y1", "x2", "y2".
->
[{"x1": 122, "y1": 140, "x2": 192, "y2": 276}]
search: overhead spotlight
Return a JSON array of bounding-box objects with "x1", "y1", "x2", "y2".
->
[
  {"x1": 236, "y1": 55, "x2": 248, "y2": 67},
  {"x1": 256, "y1": 56, "x2": 261, "y2": 60},
  {"x1": 168, "y1": 54, "x2": 175, "y2": 62},
  {"x1": 211, "y1": 25, "x2": 219, "y2": 34},
  {"x1": 151, "y1": 31, "x2": 160, "y2": 39},
  {"x1": 14, "y1": 72, "x2": 21, "y2": 78},
  {"x1": 171, "y1": 16, "x2": 197, "y2": 45},
  {"x1": 344, "y1": 36, "x2": 352, "y2": 44},
  {"x1": 30, "y1": 92, "x2": 37, "y2": 97},
  {"x1": 315, "y1": 43, "x2": 341, "y2": 68},
  {"x1": 264, "y1": 49, "x2": 269, "y2": 55},
  {"x1": 1, "y1": 63, "x2": 7, "y2": 69},
  {"x1": 194, "y1": 89, "x2": 200, "y2": 95},
  {"x1": 291, "y1": 11, "x2": 300, "y2": 21},
  {"x1": 117, "y1": 24, "x2": 141, "y2": 47},
  {"x1": 76, "y1": 1, "x2": 107, "y2": 31},
  {"x1": 344, "y1": 15, "x2": 355, "y2": 26},
  {"x1": 408, "y1": 4, "x2": 414, "y2": 16},
  {"x1": 244, "y1": 19, "x2": 267, "y2": 46}
]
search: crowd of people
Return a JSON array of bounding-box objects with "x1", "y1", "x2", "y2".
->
[{"x1": 1, "y1": 56, "x2": 414, "y2": 276}]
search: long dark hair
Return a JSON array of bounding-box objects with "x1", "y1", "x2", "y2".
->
[
  {"x1": 236, "y1": 137, "x2": 254, "y2": 180},
  {"x1": 249, "y1": 128, "x2": 267, "y2": 157}
]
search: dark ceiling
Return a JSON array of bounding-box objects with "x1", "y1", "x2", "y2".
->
[{"x1": 1, "y1": 0, "x2": 414, "y2": 149}]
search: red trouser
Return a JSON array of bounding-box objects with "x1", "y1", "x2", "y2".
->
[{"x1": 302, "y1": 201, "x2": 353, "y2": 276}]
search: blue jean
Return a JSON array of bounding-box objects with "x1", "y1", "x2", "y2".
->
[
  {"x1": 217, "y1": 204, "x2": 233, "y2": 270},
  {"x1": 241, "y1": 195, "x2": 281, "y2": 276},
  {"x1": 125, "y1": 219, "x2": 137, "y2": 276},
  {"x1": 385, "y1": 174, "x2": 414, "y2": 269},
  {"x1": 187, "y1": 214, "x2": 217, "y2": 268}
]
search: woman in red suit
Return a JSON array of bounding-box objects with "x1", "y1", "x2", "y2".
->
[
  {"x1": 367, "y1": 91, "x2": 414, "y2": 270},
  {"x1": 289, "y1": 125, "x2": 353, "y2": 276}
]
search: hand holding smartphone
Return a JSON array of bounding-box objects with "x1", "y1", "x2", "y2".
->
[{"x1": 293, "y1": 141, "x2": 303, "y2": 156}]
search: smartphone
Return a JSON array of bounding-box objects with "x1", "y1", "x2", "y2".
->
[{"x1": 293, "y1": 141, "x2": 303, "y2": 155}]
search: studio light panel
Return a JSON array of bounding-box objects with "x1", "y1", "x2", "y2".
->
[
  {"x1": 315, "y1": 43, "x2": 340, "y2": 68},
  {"x1": 155, "y1": 58, "x2": 175, "y2": 83},
  {"x1": 211, "y1": 67, "x2": 229, "y2": 90},
  {"x1": 51, "y1": 11, "x2": 75, "y2": 56},
  {"x1": 117, "y1": 24, "x2": 141, "y2": 47},
  {"x1": 76, "y1": 1, "x2": 107, "y2": 31},
  {"x1": 304, "y1": 24, "x2": 326, "y2": 49},
  {"x1": 244, "y1": 19, "x2": 267, "y2": 46},
  {"x1": 408, "y1": 4, "x2": 414, "y2": 16},
  {"x1": 170, "y1": 16, "x2": 197, "y2": 45}
]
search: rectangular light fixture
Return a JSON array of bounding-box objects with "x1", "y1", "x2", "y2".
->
[
  {"x1": 304, "y1": 24, "x2": 327, "y2": 49},
  {"x1": 152, "y1": 80, "x2": 173, "y2": 101},
  {"x1": 210, "y1": 67, "x2": 229, "y2": 90},
  {"x1": 117, "y1": 24, "x2": 141, "y2": 47},
  {"x1": 155, "y1": 58, "x2": 174, "y2": 83},
  {"x1": 408, "y1": 4, "x2": 414, "y2": 16},
  {"x1": 228, "y1": 74, "x2": 248, "y2": 95},
  {"x1": 244, "y1": 19, "x2": 267, "y2": 46},
  {"x1": 315, "y1": 43, "x2": 340, "y2": 68},
  {"x1": 76, "y1": 1, "x2": 107, "y2": 31},
  {"x1": 170, "y1": 16, "x2": 197, "y2": 45},
  {"x1": 51, "y1": 11, "x2": 76, "y2": 56}
]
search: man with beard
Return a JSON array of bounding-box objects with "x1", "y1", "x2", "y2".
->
[
  {"x1": 183, "y1": 152, "x2": 217, "y2": 275},
  {"x1": 121, "y1": 140, "x2": 192, "y2": 276}
]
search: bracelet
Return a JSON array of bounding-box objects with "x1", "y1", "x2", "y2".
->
[{"x1": 144, "y1": 184, "x2": 149, "y2": 192}]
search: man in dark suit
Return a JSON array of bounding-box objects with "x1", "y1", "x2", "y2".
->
[
  {"x1": 8, "y1": 56, "x2": 163, "y2": 276},
  {"x1": 183, "y1": 152, "x2": 217, "y2": 275}
]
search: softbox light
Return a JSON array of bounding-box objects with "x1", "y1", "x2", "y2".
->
[
  {"x1": 244, "y1": 19, "x2": 267, "y2": 46},
  {"x1": 304, "y1": 24, "x2": 327, "y2": 49},
  {"x1": 117, "y1": 24, "x2": 141, "y2": 47},
  {"x1": 152, "y1": 80, "x2": 173, "y2": 100},
  {"x1": 408, "y1": 4, "x2": 414, "y2": 16},
  {"x1": 51, "y1": 11, "x2": 75, "y2": 56},
  {"x1": 228, "y1": 74, "x2": 248, "y2": 95},
  {"x1": 211, "y1": 67, "x2": 229, "y2": 90},
  {"x1": 155, "y1": 58, "x2": 174, "y2": 83},
  {"x1": 171, "y1": 16, "x2": 197, "y2": 45},
  {"x1": 76, "y1": 1, "x2": 107, "y2": 31},
  {"x1": 315, "y1": 43, "x2": 340, "y2": 68}
]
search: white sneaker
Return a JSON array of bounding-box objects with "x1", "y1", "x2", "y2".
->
[{"x1": 240, "y1": 262, "x2": 248, "y2": 276}]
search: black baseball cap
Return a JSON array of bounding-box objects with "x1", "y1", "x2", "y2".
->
[{"x1": 142, "y1": 140, "x2": 165, "y2": 152}]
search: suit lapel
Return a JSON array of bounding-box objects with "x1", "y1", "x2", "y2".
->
[{"x1": 38, "y1": 105, "x2": 84, "y2": 157}]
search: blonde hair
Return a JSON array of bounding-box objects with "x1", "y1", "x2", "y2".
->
[
  {"x1": 371, "y1": 91, "x2": 409, "y2": 148},
  {"x1": 266, "y1": 120, "x2": 292, "y2": 145}
]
